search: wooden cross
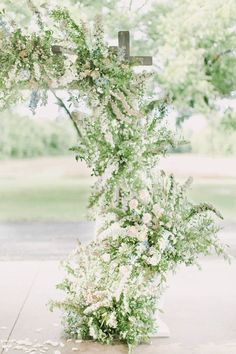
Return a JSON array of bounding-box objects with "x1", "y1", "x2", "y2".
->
[
  {"x1": 109, "y1": 31, "x2": 152, "y2": 66},
  {"x1": 52, "y1": 31, "x2": 152, "y2": 66}
]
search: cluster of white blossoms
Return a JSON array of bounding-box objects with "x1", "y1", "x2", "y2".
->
[{"x1": 54, "y1": 169, "x2": 226, "y2": 350}]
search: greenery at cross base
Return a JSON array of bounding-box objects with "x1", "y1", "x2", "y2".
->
[
  {"x1": 0, "y1": 112, "x2": 77, "y2": 159},
  {"x1": 0, "y1": 175, "x2": 235, "y2": 222},
  {"x1": 1, "y1": 0, "x2": 236, "y2": 126}
]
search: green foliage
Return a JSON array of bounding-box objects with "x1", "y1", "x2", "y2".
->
[
  {"x1": 192, "y1": 111, "x2": 236, "y2": 155},
  {"x1": 221, "y1": 110, "x2": 236, "y2": 131},
  {"x1": 0, "y1": 113, "x2": 76, "y2": 159},
  {"x1": 143, "y1": 0, "x2": 236, "y2": 120},
  {"x1": 0, "y1": 177, "x2": 91, "y2": 221}
]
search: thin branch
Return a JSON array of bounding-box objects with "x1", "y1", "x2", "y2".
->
[
  {"x1": 51, "y1": 90, "x2": 82, "y2": 138},
  {"x1": 26, "y1": 0, "x2": 44, "y2": 30},
  {"x1": 210, "y1": 49, "x2": 233, "y2": 65},
  {"x1": 137, "y1": 0, "x2": 149, "y2": 13}
]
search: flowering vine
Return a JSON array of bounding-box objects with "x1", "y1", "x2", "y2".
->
[{"x1": 0, "y1": 5, "x2": 227, "y2": 352}]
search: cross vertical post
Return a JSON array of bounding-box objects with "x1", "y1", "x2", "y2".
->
[
  {"x1": 118, "y1": 31, "x2": 130, "y2": 59},
  {"x1": 117, "y1": 31, "x2": 152, "y2": 66}
]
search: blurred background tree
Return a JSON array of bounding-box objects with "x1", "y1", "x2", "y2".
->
[
  {"x1": 0, "y1": 112, "x2": 77, "y2": 159},
  {"x1": 143, "y1": 0, "x2": 236, "y2": 121}
]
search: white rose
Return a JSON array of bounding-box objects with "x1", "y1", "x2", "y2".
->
[
  {"x1": 101, "y1": 253, "x2": 110, "y2": 263},
  {"x1": 137, "y1": 225, "x2": 148, "y2": 242},
  {"x1": 139, "y1": 189, "x2": 150, "y2": 203},
  {"x1": 129, "y1": 199, "x2": 138, "y2": 210},
  {"x1": 147, "y1": 254, "x2": 161, "y2": 266},
  {"x1": 137, "y1": 231, "x2": 147, "y2": 242},
  {"x1": 153, "y1": 203, "x2": 164, "y2": 217},
  {"x1": 142, "y1": 213, "x2": 152, "y2": 224},
  {"x1": 119, "y1": 265, "x2": 131, "y2": 275},
  {"x1": 127, "y1": 226, "x2": 138, "y2": 237}
]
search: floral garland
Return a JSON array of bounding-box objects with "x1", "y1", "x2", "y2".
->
[{"x1": 0, "y1": 6, "x2": 227, "y2": 352}]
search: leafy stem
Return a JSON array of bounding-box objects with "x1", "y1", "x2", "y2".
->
[{"x1": 51, "y1": 89, "x2": 82, "y2": 138}]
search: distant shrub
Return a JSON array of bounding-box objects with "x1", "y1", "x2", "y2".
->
[
  {"x1": 191, "y1": 112, "x2": 236, "y2": 156},
  {"x1": 0, "y1": 112, "x2": 77, "y2": 159}
]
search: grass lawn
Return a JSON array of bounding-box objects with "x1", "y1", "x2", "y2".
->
[
  {"x1": 188, "y1": 178, "x2": 236, "y2": 222},
  {"x1": 0, "y1": 177, "x2": 92, "y2": 221},
  {"x1": 0, "y1": 175, "x2": 235, "y2": 222}
]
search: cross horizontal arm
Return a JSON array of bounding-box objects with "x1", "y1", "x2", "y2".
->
[
  {"x1": 129, "y1": 56, "x2": 152, "y2": 66},
  {"x1": 51, "y1": 31, "x2": 153, "y2": 66},
  {"x1": 51, "y1": 45, "x2": 73, "y2": 54}
]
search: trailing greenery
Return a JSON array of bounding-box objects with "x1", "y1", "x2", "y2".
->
[
  {"x1": 0, "y1": 5, "x2": 227, "y2": 351},
  {"x1": 53, "y1": 170, "x2": 227, "y2": 350}
]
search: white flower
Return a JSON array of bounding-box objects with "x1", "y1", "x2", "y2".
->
[
  {"x1": 33, "y1": 63, "x2": 41, "y2": 81},
  {"x1": 137, "y1": 231, "x2": 147, "y2": 242},
  {"x1": 137, "y1": 225, "x2": 148, "y2": 241},
  {"x1": 101, "y1": 253, "x2": 110, "y2": 263},
  {"x1": 7, "y1": 66, "x2": 17, "y2": 82},
  {"x1": 119, "y1": 265, "x2": 130, "y2": 275},
  {"x1": 105, "y1": 132, "x2": 114, "y2": 146},
  {"x1": 142, "y1": 213, "x2": 152, "y2": 224},
  {"x1": 97, "y1": 87, "x2": 104, "y2": 94},
  {"x1": 129, "y1": 199, "x2": 138, "y2": 210},
  {"x1": 84, "y1": 69, "x2": 91, "y2": 76},
  {"x1": 18, "y1": 69, "x2": 30, "y2": 81},
  {"x1": 89, "y1": 326, "x2": 97, "y2": 339},
  {"x1": 115, "y1": 265, "x2": 132, "y2": 300},
  {"x1": 159, "y1": 234, "x2": 169, "y2": 251},
  {"x1": 96, "y1": 221, "x2": 123, "y2": 240},
  {"x1": 127, "y1": 226, "x2": 138, "y2": 237},
  {"x1": 153, "y1": 203, "x2": 164, "y2": 217},
  {"x1": 139, "y1": 189, "x2": 151, "y2": 204},
  {"x1": 147, "y1": 254, "x2": 161, "y2": 266},
  {"x1": 79, "y1": 72, "x2": 87, "y2": 79},
  {"x1": 166, "y1": 221, "x2": 172, "y2": 228},
  {"x1": 129, "y1": 316, "x2": 136, "y2": 324},
  {"x1": 56, "y1": 67, "x2": 77, "y2": 86},
  {"x1": 107, "y1": 312, "x2": 117, "y2": 328},
  {"x1": 91, "y1": 70, "x2": 100, "y2": 80}
]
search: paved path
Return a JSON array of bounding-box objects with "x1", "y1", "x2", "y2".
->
[
  {"x1": 0, "y1": 221, "x2": 235, "y2": 260},
  {"x1": 1, "y1": 154, "x2": 236, "y2": 179},
  {"x1": 0, "y1": 259, "x2": 236, "y2": 354},
  {"x1": 0, "y1": 222, "x2": 94, "y2": 261},
  {"x1": 0, "y1": 221, "x2": 235, "y2": 353}
]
